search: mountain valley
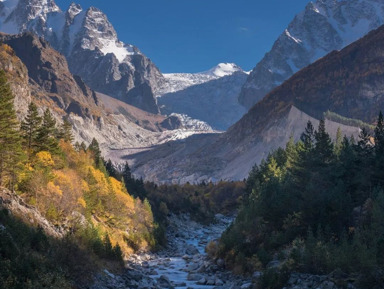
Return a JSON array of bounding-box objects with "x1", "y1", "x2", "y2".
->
[{"x1": 2, "y1": 0, "x2": 384, "y2": 289}]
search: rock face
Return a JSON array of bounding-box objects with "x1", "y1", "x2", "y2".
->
[
  {"x1": 0, "y1": 187, "x2": 63, "y2": 238},
  {"x1": 0, "y1": 0, "x2": 163, "y2": 113},
  {"x1": 0, "y1": 33, "x2": 214, "y2": 163},
  {"x1": 132, "y1": 23, "x2": 384, "y2": 183},
  {"x1": 239, "y1": 0, "x2": 384, "y2": 109},
  {"x1": 0, "y1": 32, "x2": 98, "y2": 117},
  {"x1": 158, "y1": 63, "x2": 248, "y2": 131}
]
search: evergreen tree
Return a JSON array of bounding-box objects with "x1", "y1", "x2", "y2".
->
[
  {"x1": 122, "y1": 162, "x2": 132, "y2": 186},
  {"x1": 105, "y1": 159, "x2": 118, "y2": 179},
  {"x1": 20, "y1": 102, "x2": 41, "y2": 153},
  {"x1": 314, "y1": 119, "x2": 334, "y2": 164},
  {"x1": 285, "y1": 135, "x2": 298, "y2": 169},
  {"x1": 35, "y1": 108, "x2": 59, "y2": 154},
  {"x1": 334, "y1": 127, "x2": 343, "y2": 156},
  {"x1": 59, "y1": 118, "x2": 73, "y2": 143},
  {"x1": 88, "y1": 138, "x2": 102, "y2": 168},
  {"x1": 374, "y1": 111, "x2": 384, "y2": 185},
  {"x1": 300, "y1": 121, "x2": 315, "y2": 152},
  {"x1": 74, "y1": 141, "x2": 87, "y2": 152},
  {"x1": 375, "y1": 111, "x2": 384, "y2": 154},
  {"x1": 0, "y1": 70, "x2": 23, "y2": 188},
  {"x1": 292, "y1": 121, "x2": 315, "y2": 192}
]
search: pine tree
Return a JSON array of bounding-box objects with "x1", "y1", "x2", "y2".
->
[
  {"x1": 375, "y1": 111, "x2": 384, "y2": 155},
  {"x1": 300, "y1": 121, "x2": 315, "y2": 152},
  {"x1": 285, "y1": 135, "x2": 298, "y2": 169},
  {"x1": 35, "y1": 108, "x2": 59, "y2": 153},
  {"x1": 374, "y1": 111, "x2": 384, "y2": 185},
  {"x1": 314, "y1": 119, "x2": 334, "y2": 164},
  {"x1": 334, "y1": 127, "x2": 343, "y2": 156},
  {"x1": 21, "y1": 102, "x2": 41, "y2": 153},
  {"x1": 0, "y1": 70, "x2": 23, "y2": 188},
  {"x1": 122, "y1": 162, "x2": 132, "y2": 186},
  {"x1": 293, "y1": 121, "x2": 315, "y2": 192},
  {"x1": 105, "y1": 159, "x2": 118, "y2": 179},
  {"x1": 59, "y1": 118, "x2": 73, "y2": 143},
  {"x1": 88, "y1": 138, "x2": 102, "y2": 168}
]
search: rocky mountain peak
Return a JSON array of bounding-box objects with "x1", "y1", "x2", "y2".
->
[
  {"x1": 0, "y1": 0, "x2": 164, "y2": 114},
  {"x1": 239, "y1": 0, "x2": 384, "y2": 110},
  {"x1": 9, "y1": 0, "x2": 60, "y2": 23},
  {"x1": 66, "y1": 2, "x2": 82, "y2": 21}
]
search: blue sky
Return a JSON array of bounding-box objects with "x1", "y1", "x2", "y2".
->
[{"x1": 55, "y1": 0, "x2": 312, "y2": 73}]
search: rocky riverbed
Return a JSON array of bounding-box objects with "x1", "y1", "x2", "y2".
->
[
  {"x1": 92, "y1": 214, "x2": 253, "y2": 289},
  {"x1": 91, "y1": 214, "x2": 358, "y2": 289}
]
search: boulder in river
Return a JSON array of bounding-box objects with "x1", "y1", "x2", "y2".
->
[
  {"x1": 185, "y1": 244, "x2": 199, "y2": 255},
  {"x1": 157, "y1": 275, "x2": 174, "y2": 288}
]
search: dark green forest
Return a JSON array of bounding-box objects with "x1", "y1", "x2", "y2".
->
[{"x1": 218, "y1": 115, "x2": 384, "y2": 288}]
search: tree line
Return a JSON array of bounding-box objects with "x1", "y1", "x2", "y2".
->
[{"x1": 217, "y1": 115, "x2": 384, "y2": 288}]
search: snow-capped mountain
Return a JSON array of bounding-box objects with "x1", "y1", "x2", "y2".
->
[
  {"x1": 239, "y1": 0, "x2": 384, "y2": 109},
  {"x1": 132, "y1": 22, "x2": 384, "y2": 183},
  {"x1": 0, "y1": 32, "x2": 215, "y2": 165},
  {"x1": 0, "y1": 0, "x2": 163, "y2": 114},
  {"x1": 157, "y1": 63, "x2": 248, "y2": 130}
]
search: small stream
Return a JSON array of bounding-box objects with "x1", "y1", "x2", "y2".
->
[
  {"x1": 93, "y1": 214, "x2": 360, "y2": 289},
  {"x1": 123, "y1": 214, "x2": 253, "y2": 289}
]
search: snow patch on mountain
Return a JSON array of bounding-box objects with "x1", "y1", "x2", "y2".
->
[
  {"x1": 239, "y1": 0, "x2": 384, "y2": 109},
  {"x1": 202, "y1": 62, "x2": 244, "y2": 77},
  {"x1": 98, "y1": 38, "x2": 135, "y2": 62},
  {"x1": 0, "y1": 0, "x2": 164, "y2": 113}
]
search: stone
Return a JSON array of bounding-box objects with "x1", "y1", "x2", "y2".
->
[
  {"x1": 266, "y1": 260, "x2": 280, "y2": 269},
  {"x1": 215, "y1": 279, "x2": 224, "y2": 286},
  {"x1": 187, "y1": 262, "x2": 200, "y2": 272},
  {"x1": 197, "y1": 277, "x2": 207, "y2": 285},
  {"x1": 157, "y1": 275, "x2": 174, "y2": 289},
  {"x1": 252, "y1": 271, "x2": 262, "y2": 280},
  {"x1": 207, "y1": 278, "x2": 216, "y2": 286},
  {"x1": 173, "y1": 281, "x2": 187, "y2": 287},
  {"x1": 148, "y1": 269, "x2": 158, "y2": 275},
  {"x1": 185, "y1": 244, "x2": 199, "y2": 255},
  {"x1": 217, "y1": 258, "x2": 225, "y2": 268},
  {"x1": 240, "y1": 283, "x2": 252, "y2": 289},
  {"x1": 187, "y1": 273, "x2": 202, "y2": 281}
]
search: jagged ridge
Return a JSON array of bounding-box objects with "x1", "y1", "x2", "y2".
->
[
  {"x1": 0, "y1": 0, "x2": 163, "y2": 113},
  {"x1": 131, "y1": 23, "x2": 384, "y2": 183},
  {"x1": 239, "y1": 0, "x2": 384, "y2": 109}
]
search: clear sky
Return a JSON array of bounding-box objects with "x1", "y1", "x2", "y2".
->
[{"x1": 55, "y1": 0, "x2": 312, "y2": 73}]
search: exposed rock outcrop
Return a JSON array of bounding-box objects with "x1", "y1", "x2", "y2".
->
[
  {"x1": 0, "y1": 187, "x2": 63, "y2": 238},
  {"x1": 0, "y1": 0, "x2": 164, "y2": 113},
  {"x1": 0, "y1": 33, "x2": 214, "y2": 163},
  {"x1": 239, "y1": 0, "x2": 384, "y2": 109}
]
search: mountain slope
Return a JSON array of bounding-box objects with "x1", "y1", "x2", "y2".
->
[
  {"x1": 157, "y1": 63, "x2": 248, "y2": 131},
  {"x1": 239, "y1": 0, "x2": 384, "y2": 109},
  {"x1": 0, "y1": 33, "x2": 214, "y2": 161},
  {"x1": 131, "y1": 23, "x2": 384, "y2": 183},
  {"x1": 0, "y1": 0, "x2": 163, "y2": 113}
]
